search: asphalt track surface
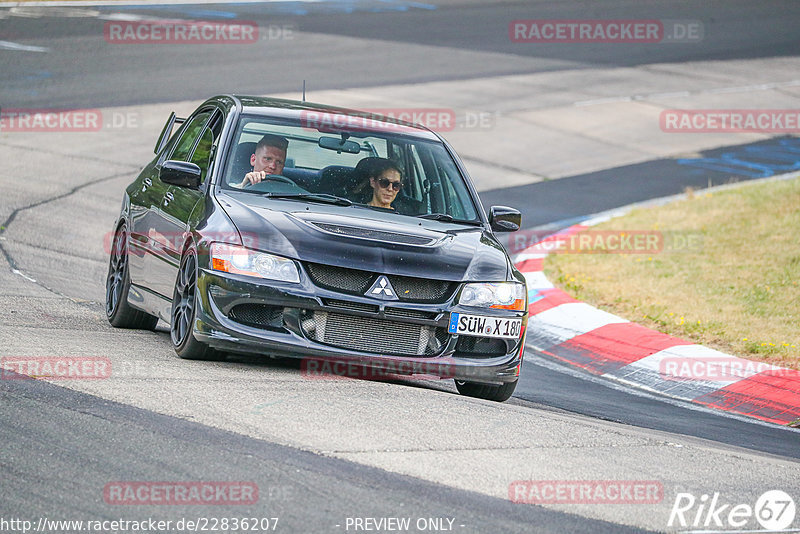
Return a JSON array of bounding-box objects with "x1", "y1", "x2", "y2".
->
[
  {"x1": 2, "y1": 1, "x2": 800, "y2": 532},
  {"x1": 1, "y1": 372, "x2": 643, "y2": 534},
  {"x1": 1, "y1": 0, "x2": 799, "y2": 108}
]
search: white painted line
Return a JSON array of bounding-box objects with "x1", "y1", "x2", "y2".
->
[
  {"x1": 525, "y1": 350, "x2": 800, "y2": 433},
  {"x1": 512, "y1": 252, "x2": 547, "y2": 263},
  {"x1": 528, "y1": 302, "x2": 628, "y2": 345},
  {"x1": 646, "y1": 91, "x2": 691, "y2": 99},
  {"x1": 573, "y1": 96, "x2": 632, "y2": 107},
  {"x1": 12, "y1": 269, "x2": 37, "y2": 283},
  {"x1": 704, "y1": 81, "x2": 800, "y2": 94},
  {"x1": 97, "y1": 13, "x2": 157, "y2": 21},
  {"x1": 0, "y1": 40, "x2": 49, "y2": 52},
  {"x1": 624, "y1": 344, "x2": 762, "y2": 388},
  {"x1": 605, "y1": 366, "x2": 728, "y2": 401},
  {"x1": 573, "y1": 79, "x2": 800, "y2": 106},
  {"x1": 581, "y1": 213, "x2": 615, "y2": 227},
  {"x1": 602, "y1": 344, "x2": 791, "y2": 404},
  {"x1": 522, "y1": 270, "x2": 553, "y2": 290},
  {"x1": 9, "y1": 5, "x2": 98, "y2": 16}
]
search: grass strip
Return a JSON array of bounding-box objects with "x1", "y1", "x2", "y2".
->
[{"x1": 544, "y1": 177, "x2": 799, "y2": 370}]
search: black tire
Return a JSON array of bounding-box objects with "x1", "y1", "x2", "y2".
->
[
  {"x1": 170, "y1": 247, "x2": 224, "y2": 361},
  {"x1": 455, "y1": 379, "x2": 518, "y2": 402},
  {"x1": 106, "y1": 225, "x2": 159, "y2": 330}
]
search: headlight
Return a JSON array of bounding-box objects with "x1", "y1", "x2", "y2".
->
[
  {"x1": 459, "y1": 282, "x2": 526, "y2": 311},
  {"x1": 210, "y1": 243, "x2": 300, "y2": 283}
]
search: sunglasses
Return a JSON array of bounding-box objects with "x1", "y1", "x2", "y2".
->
[{"x1": 377, "y1": 178, "x2": 403, "y2": 191}]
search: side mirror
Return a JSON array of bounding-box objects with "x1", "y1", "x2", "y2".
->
[
  {"x1": 160, "y1": 160, "x2": 202, "y2": 188},
  {"x1": 489, "y1": 206, "x2": 521, "y2": 233}
]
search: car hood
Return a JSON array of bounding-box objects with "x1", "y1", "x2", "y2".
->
[{"x1": 216, "y1": 191, "x2": 511, "y2": 282}]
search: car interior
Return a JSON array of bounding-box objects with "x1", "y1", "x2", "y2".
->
[{"x1": 227, "y1": 140, "x2": 426, "y2": 214}]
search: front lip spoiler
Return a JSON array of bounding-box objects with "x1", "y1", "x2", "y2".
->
[
  {"x1": 194, "y1": 328, "x2": 522, "y2": 385},
  {"x1": 193, "y1": 269, "x2": 525, "y2": 385}
]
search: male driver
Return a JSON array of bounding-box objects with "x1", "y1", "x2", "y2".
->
[{"x1": 238, "y1": 134, "x2": 288, "y2": 187}]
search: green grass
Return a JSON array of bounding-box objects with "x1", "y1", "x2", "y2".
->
[{"x1": 544, "y1": 177, "x2": 800, "y2": 370}]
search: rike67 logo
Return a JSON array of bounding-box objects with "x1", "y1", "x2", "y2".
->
[{"x1": 668, "y1": 490, "x2": 796, "y2": 531}]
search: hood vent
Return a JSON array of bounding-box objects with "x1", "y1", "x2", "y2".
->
[{"x1": 307, "y1": 221, "x2": 439, "y2": 247}]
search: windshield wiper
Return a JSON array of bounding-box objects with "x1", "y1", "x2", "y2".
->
[
  {"x1": 417, "y1": 213, "x2": 483, "y2": 226},
  {"x1": 264, "y1": 192, "x2": 352, "y2": 207}
]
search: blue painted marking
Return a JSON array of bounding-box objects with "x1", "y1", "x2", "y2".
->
[
  {"x1": 23, "y1": 70, "x2": 52, "y2": 81},
  {"x1": 743, "y1": 146, "x2": 800, "y2": 162},
  {"x1": 402, "y1": 1, "x2": 437, "y2": 9},
  {"x1": 103, "y1": 0, "x2": 437, "y2": 17},
  {"x1": 780, "y1": 138, "x2": 800, "y2": 150},
  {"x1": 98, "y1": 5, "x2": 239, "y2": 18},
  {"x1": 676, "y1": 158, "x2": 770, "y2": 177},
  {"x1": 448, "y1": 313, "x2": 460, "y2": 333},
  {"x1": 180, "y1": 9, "x2": 239, "y2": 19},
  {"x1": 528, "y1": 289, "x2": 544, "y2": 304},
  {"x1": 677, "y1": 139, "x2": 800, "y2": 178}
]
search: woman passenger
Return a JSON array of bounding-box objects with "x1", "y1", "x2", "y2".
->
[{"x1": 358, "y1": 158, "x2": 403, "y2": 210}]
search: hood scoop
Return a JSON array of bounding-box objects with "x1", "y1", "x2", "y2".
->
[
  {"x1": 309, "y1": 222, "x2": 438, "y2": 246},
  {"x1": 292, "y1": 212, "x2": 445, "y2": 247}
]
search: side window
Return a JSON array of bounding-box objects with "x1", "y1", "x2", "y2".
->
[
  {"x1": 408, "y1": 145, "x2": 427, "y2": 202},
  {"x1": 169, "y1": 109, "x2": 223, "y2": 184},
  {"x1": 158, "y1": 121, "x2": 182, "y2": 158},
  {"x1": 189, "y1": 124, "x2": 216, "y2": 183},
  {"x1": 170, "y1": 111, "x2": 212, "y2": 162}
]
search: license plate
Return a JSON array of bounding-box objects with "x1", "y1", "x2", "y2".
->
[{"x1": 448, "y1": 313, "x2": 522, "y2": 339}]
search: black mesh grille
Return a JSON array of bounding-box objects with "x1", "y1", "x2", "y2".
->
[
  {"x1": 311, "y1": 223, "x2": 435, "y2": 246},
  {"x1": 305, "y1": 263, "x2": 373, "y2": 294},
  {"x1": 323, "y1": 299, "x2": 379, "y2": 314},
  {"x1": 301, "y1": 311, "x2": 448, "y2": 357},
  {"x1": 455, "y1": 336, "x2": 509, "y2": 357},
  {"x1": 228, "y1": 304, "x2": 283, "y2": 329},
  {"x1": 384, "y1": 307, "x2": 438, "y2": 320},
  {"x1": 304, "y1": 262, "x2": 457, "y2": 303},
  {"x1": 389, "y1": 275, "x2": 456, "y2": 303}
]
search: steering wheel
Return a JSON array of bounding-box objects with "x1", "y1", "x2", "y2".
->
[{"x1": 243, "y1": 174, "x2": 295, "y2": 187}]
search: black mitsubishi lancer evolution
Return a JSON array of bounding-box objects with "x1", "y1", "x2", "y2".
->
[{"x1": 105, "y1": 95, "x2": 528, "y2": 401}]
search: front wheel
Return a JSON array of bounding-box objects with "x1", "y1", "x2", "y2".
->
[
  {"x1": 455, "y1": 379, "x2": 518, "y2": 402},
  {"x1": 170, "y1": 247, "x2": 224, "y2": 361}
]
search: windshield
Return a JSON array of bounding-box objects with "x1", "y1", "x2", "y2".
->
[{"x1": 221, "y1": 114, "x2": 480, "y2": 222}]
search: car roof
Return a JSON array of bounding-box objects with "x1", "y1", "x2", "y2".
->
[{"x1": 229, "y1": 94, "x2": 442, "y2": 141}]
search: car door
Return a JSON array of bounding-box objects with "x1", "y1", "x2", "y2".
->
[
  {"x1": 127, "y1": 117, "x2": 184, "y2": 288},
  {"x1": 157, "y1": 111, "x2": 224, "y2": 296},
  {"x1": 144, "y1": 109, "x2": 214, "y2": 297}
]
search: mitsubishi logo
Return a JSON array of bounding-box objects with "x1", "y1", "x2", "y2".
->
[{"x1": 367, "y1": 276, "x2": 398, "y2": 300}]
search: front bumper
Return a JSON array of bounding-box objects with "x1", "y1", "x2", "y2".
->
[{"x1": 193, "y1": 269, "x2": 527, "y2": 385}]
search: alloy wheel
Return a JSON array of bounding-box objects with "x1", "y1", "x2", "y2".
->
[{"x1": 171, "y1": 251, "x2": 197, "y2": 346}]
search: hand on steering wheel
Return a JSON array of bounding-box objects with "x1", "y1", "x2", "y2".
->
[{"x1": 241, "y1": 171, "x2": 294, "y2": 187}]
